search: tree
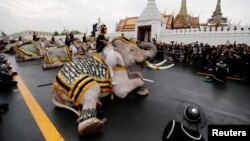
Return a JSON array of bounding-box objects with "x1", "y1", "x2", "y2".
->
[
  {"x1": 53, "y1": 31, "x2": 59, "y2": 36},
  {"x1": 60, "y1": 27, "x2": 69, "y2": 35},
  {"x1": 70, "y1": 30, "x2": 82, "y2": 34}
]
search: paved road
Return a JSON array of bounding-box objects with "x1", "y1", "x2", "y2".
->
[{"x1": 1, "y1": 57, "x2": 250, "y2": 141}]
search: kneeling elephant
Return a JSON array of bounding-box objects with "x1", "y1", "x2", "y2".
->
[{"x1": 51, "y1": 37, "x2": 172, "y2": 135}]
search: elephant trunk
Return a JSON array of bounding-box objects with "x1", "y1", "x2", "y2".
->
[{"x1": 139, "y1": 42, "x2": 157, "y2": 60}]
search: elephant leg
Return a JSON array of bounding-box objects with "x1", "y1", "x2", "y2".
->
[
  {"x1": 128, "y1": 78, "x2": 149, "y2": 96},
  {"x1": 113, "y1": 78, "x2": 144, "y2": 98},
  {"x1": 77, "y1": 84, "x2": 104, "y2": 136},
  {"x1": 136, "y1": 85, "x2": 149, "y2": 96}
]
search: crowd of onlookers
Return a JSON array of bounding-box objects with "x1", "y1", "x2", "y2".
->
[
  {"x1": 0, "y1": 54, "x2": 18, "y2": 117},
  {"x1": 154, "y1": 40, "x2": 250, "y2": 82}
]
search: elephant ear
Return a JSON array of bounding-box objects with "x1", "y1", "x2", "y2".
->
[
  {"x1": 111, "y1": 36, "x2": 133, "y2": 48},
  {"x1": 112, "y1": 39, "x2": 123, "y2": 48},
  {"x1": 103, "y1": 44, "x2": 124, "y2": 67}
]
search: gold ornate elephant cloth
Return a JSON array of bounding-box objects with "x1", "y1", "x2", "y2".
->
[
  {"x1": 15, "y1": 41, "x2": 40, "y2": 58},
  {"x1": 53, "y1": 54, "x2": 112, "y2": 106},
  {"x1": 44, "y1": 47, "x2": 71, "y2": 64}
]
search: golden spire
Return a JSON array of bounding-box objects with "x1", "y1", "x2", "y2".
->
[
  {"x1": 213, "y1": 0, "x2": 222, "y2": 16},
  {"x1": 179, "y1": 0, "x2": 187, "y2": 15}
]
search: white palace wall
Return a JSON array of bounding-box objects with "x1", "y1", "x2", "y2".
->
[
  {"x1": 49, "y1": 26, "x2": 250, "y2": 46},
  {"x1": 160, "y1": 26, "x2": 250, "y2": 45},
  {"x1": 108, "y1": 26, "x2": 250, "y2": 45}
]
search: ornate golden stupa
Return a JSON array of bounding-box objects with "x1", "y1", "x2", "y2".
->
[
  {"x1": 207, "y1": 0, "x2": 228, "y2": 27},
  {"x1": 173, "y1": 0, "x2": 199, "y2": 29}
]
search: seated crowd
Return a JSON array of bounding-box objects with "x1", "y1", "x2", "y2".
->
[
  {"x1": 154, "y1": 40, "x2": 250, "y2": 83},
  {"x1": 0, "y1": 54, "x2": 18, "y2": 117}
]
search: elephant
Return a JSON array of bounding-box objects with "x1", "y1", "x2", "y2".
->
[
  {"x1": 14, "y1": 37, "x2": 56, "y2": 61},
  {"x1": 51, "y1": 37, "x2": 172, "y2": 135},
  {"x1": 42, "y1": 39, "x2": 94, "y2": 69}
]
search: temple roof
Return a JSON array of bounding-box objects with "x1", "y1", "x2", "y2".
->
[
  {"x1": 173, "y1": 0, "x2": 199, "y2": 29},
  {"x1": 116, "y1": 14, "x2": 175, "y2": 32},
  {"x1": 115, "y1": 0, "x2": 200, "y2": 31},
  {"x1": 208, "y1": 0, "x2": 228, "y2": 27},
  {"x1": 137, "y1": 0, "x2": 165, "y2": 23}
]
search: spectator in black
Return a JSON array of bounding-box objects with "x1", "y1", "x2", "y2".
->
[
  {"x1": 69, "y1": 32, "x2": 74, "y2": 42},
  {"x1": 162, "y1": 102, "x2": 207, "y2": 141},
  {"x1": 33, "y1": 32, "x2": 38, "y2": 41},
  {"x1": 18, "y1": 35, "x2": 22, "y2": 41},
  {"x1": 243, "y1": 46, "x2": 250, "y2": 83},
  {"x1": 65, "y1": 33, "x2": 71, "y2": 47},
  {"x1": 91, "y1": 23, "x2": 98, "y2": 37},
  {"x1": 212, "y1": 60, "x2": 229, "y2": 84},
  {"x1": 152, "y1": 37, "x2": 157, "y2": 45},
  {"x1": 96, "y1": 24, "x2": 108, "y2": 53},
  {"x1": 82, "y1": 33, "x2": 87, "y2": 43},
  {"x1": 51, "y1": 36, "x2": 55, "y2": 44},
  {"x1": 0, "y1": 56, "x2": 18, "y2": 90}
]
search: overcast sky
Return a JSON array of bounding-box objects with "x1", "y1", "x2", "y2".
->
[{"x1": 0, "y1": 0, "x2": 249, "y2": 35}]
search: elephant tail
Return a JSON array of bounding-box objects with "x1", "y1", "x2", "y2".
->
[{"x1": 51, "y1": 87, "x2": 80, "y2": 116}]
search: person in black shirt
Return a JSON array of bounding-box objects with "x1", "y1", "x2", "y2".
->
[
  {"x1": 33, "y1": 32, "x2": 38, "y2": 41},
  {"x1": 96, "y1": 24, "x2": 108, "y2": 53},
  {"x1": 65, "y1": 33, "x2": 71, "y2": 47},
  {"x1": 69, "y1": 32, "x2": 74, "y2": 42},
  {"x1": 91, "y1": 23, "x2": 98, "y2": 37},
  {"x1": 162, "y1": 102, "x2": 207, "y2": 141},
  {"x1": 212, "y1": 60, "x2": 229, "y2": 84},
  {"x1": 82, "y1": 33, "x2": 87, "y2": 43},
  {"x1": 51, "y1": 36, "x2": 55, "y2": 44},
  {"x1": 18, "y1": 35, "x2": 22, "y2": 41}
]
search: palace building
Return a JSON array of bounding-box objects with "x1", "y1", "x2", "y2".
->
[
  {"x1": 115, "y1": 0, "x2": 199, "y2": 32},
  {"x1": 108, "y1": 0, "x2": 249, "y2": 45}
]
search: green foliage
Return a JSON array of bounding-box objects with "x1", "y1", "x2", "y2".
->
[
  {"x1": 58, "y1": 28, "x2": 82, "y2": 35},
  {"x1": 53, "y1": 31, "x2": 59, "y2": 36},
  {"x1": 70, "y1": 30, "x2": 82, "y2": 34}
]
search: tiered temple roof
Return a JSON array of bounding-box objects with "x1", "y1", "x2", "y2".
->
[
  {"x1": 208, "y1": 0, "x2": 228, "y2": 27},
  {"x1": 116, "y1": 15, "x2": 174, "y2": 32},
  {"x1": 173, "y1": 0, "x2": 199, "y2": 29},
  {"x1": 137, "y1": 0, "x2": 165, "y2": 23},
  {"x1": 116, "y1": 0, "x2": 199, "y2": 32}
]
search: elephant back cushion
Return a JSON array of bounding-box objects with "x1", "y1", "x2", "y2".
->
[
  {"x1": 53, "y1": 54, "x2": 112, "y2": 106},
  {"x1": 15, "y1": 41, "x2": 40, "y2": 57},
  {"x1": 44, "y1": 46, "x2": 71, "y2": 64}
]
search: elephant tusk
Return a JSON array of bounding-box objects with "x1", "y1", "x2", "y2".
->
[
  {"x1": 145, "y1": 59, "x2": 167, "y2": 67},
  {"x1": 154, "y1": 59, "x2": 167, "y2": 66},
  {"x1": 146, "y1": 63, "x2": 174, "y2": 70},
  {"x1": 143, "y1": 78, "x2": 154, "y2": 83}
]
